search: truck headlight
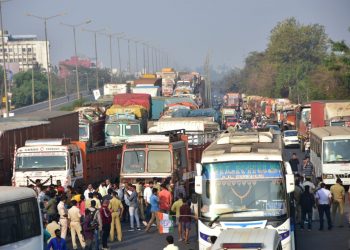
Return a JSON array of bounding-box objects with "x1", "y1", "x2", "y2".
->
[{"x1": 323, "y1": 174, "x2": 334, "y2": 179}]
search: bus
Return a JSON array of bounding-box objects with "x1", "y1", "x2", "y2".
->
[
  {"x1": 0, "y1": 187, "x2": 43, "y2": 250},
  {"x1": 310, "y1": 126, "x2": 350, "y2": 186},
  {"x1": 194, "y1": 129, "x2": 295, "y2": 250}
]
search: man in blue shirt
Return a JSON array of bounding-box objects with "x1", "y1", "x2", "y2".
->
[
  {"x1": 145, "y1": 188, "x2": 160, "y2": 232},
  {"x1": 47, "y1": 229, "x2": 67, "y2": 250}
]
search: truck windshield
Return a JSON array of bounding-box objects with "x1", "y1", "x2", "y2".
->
[
  {"x1": 323, "y1": 139, "x2": 350, "y2": 163},
  {"x1": 79, "y1": 125, "x2": 89, "y2": 139},
  {"x1": 201, "y1": 161, "x2": 287, "y2": 220},
  {"x1": 148, "y1": 150, "x2": 171, "y2": 173},
  {"x1": 122, "y1": 150, "x2": 145, "y2": 173},
  {"x1": 125, "y1": 124, "x2": 140, "y2": 136},
  {"x1": 105, "y1": 124, "x2": 120, "y2": 136},
  {"x1": 16, "y1": 153, "x2": 67, "y2": 170}
]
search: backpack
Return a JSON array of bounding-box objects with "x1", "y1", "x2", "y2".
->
[{"x1": 89, "y1": 209, "x2": 99, "y2": 229}]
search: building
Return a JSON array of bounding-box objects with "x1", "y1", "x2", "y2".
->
[
  {"x1": 0, "y1": 30, "x2": 49, "y2": 73},
  {"x1": 59, "y1": 56, "x2": 94, "y2": 78}
]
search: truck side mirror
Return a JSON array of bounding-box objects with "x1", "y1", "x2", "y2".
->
[
  {"x1": 195, "y1": 176, "x2": 203, "y2": 194},
  {"x1": 286, "y1": 174, "x2": 295, "y2": 193},
  {"x1": 196, "y1": 163, "x2": 202, "y2": 176}
]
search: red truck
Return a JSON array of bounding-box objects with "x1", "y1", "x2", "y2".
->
[
  {"x1": 295, "y1": 104, "x2": 311, "y2": 151},
  {"x1": 223, "y1": 93, "x2": 242, "y2": 110},
  {"x1": 311, "y1": 100, "x2": 350, "y2": 128}
]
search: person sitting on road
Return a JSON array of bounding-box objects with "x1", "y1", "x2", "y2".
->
[{"x1": 163, "y1": 235, "x2": 179, "y2": 250}]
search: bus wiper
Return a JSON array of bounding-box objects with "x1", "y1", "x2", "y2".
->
[{"x1": 208, "y1": 209, "x2": 257, "y2": 227}]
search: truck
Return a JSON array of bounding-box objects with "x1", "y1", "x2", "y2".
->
[
  {"x1": 103, "y1": 83, "x2": 128, "y2": 96},
  {"x1": 12, "y1": 138, "x2": 122, "y2": 188},
  {"x1": 120, "y1": 130, "x2": 219, "y2": 192},
  {"x1": 0, "y1": 120, "x2": 50, "y2": 186},
  {"x1": 174, "y1": 80, "x2": 193, "y2": 96},
  {"x1": 221, "y1": 108, "x2": 237, "y2": 129},
  {"x1": 104, "y1": 113, "x2": 141, "y2": 145},
  {"x1": 147, "y1": 117, "x2": 220, "y2": 145},
  {"x1": 311, "y1": 100, "x2": 350, "y2": 128},
  {"x1": 223, "y1": 93, "x2": 242, "y2": 110},
  {"x1": 194, "y1": 129, "x2": 295, "y2": 250},
  {"x1": 75, "y1": 107, "x2": 105, "y2": 147},
  {"x1": 161, "y1": 68, "x2": 177, "y2": 97}
]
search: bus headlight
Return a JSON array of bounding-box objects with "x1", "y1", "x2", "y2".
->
[{"x1": 323, "y1": 174, "x2": 334, "y2": 179}]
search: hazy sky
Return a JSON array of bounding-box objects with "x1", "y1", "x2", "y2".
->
[{"x1": 4, "y1": 0, "x2": 350, "y2": 71}]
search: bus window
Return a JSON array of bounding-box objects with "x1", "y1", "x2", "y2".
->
[{"x1": 0, "y1": 198, "x2": 41, "y2": 247}]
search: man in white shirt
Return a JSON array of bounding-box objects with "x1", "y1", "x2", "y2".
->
[
  {"x1": 57, "y1": 196, "x2": 68, "y2": 239},
  {"x1": 315, "y1": 183, "x2": 332, "y2": 231},
  {"x1": 84, "y1": 184, "x2": 95, "y2": 201},
  {"x1": 163, "y1": 235, "x2": 179, "y2": 250},
  {"x1": 143, "y1": 181, "x2": 153, "y2": 223},
  {"x1": 302, "y1": 177, "x2": 316, "y2": 193}
]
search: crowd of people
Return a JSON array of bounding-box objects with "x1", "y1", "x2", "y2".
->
[
  {"x1": 290, "y1": 153, "x2": 347, "y2": 231},
  {"x1": 31, "y1": 178, "x2": 197, "y2": 250}
]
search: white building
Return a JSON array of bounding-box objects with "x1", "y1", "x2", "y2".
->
[{"x1": 0, "y1": 30, "x2": 49, "y2": 73}]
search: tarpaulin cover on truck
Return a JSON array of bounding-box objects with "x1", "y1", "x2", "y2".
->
[
  {"x1": 113, "y1": 93, "x2": 151, "y2": 112},
  {"x1": 106, "y1": 105, "x2": 147, "y2": 119}
]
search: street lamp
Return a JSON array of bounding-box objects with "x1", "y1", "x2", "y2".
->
[
  {"x1": 27, "y1": 12, "x2": 65, "y2": 111},
  {"x1": 100, "y1": 31, "x2": 123, "y2": 83},
  {"x1": 0, "y1": 0, "x2": 11, "y2": 117},
  {"x1": 82, "y1": 27, "x2": 105, "y2": 89},
  {"x1": 61, "y1": 19, "x2": 91, "y2": 99},
  {"x1": 116, "y1": 33, "x2": 125, "y2": 81},
  {"x1": 84, "y1": 72, "x2": 89, "y2": 91}
]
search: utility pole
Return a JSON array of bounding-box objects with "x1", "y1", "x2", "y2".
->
[
  {"x1": 116, "y1": 33, "x2": 124, "y2": 81},
  {"x1": 61, "y1": 20, "x2": 91, "y2": 100},
  {"x1": 27, "y1": 12, "x2": 65, "y2": 111},
  {"x1": 204, "y1": 51, "x2": 212, "y2": 108},
  {"x1": 82, "y1": 28, "x2": 105, "y2": 89}
]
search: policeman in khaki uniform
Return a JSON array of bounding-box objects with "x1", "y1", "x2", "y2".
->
[
  {"x1": 109, "y1": 191, "x2": 124, "y2": 242},
  {"x1": 68, "y1": 200, "x2": 86, "y2": 249},
  {"x1": 330, "y1": 178, "x2": 345, "y2": 227}
]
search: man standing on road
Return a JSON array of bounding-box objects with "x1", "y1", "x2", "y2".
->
[
  {"x1": 289, "y1": 153, "x2": 300, "y2": 174},
  {"x1": 144, "y1": 181, "x2": 154, "y2": 223},
  {"x1": 126, "y1": 185, "x2": 141, "y2": 231},
  {"x1": 68, "y1": 200, "x2": 86, "y2": 249},
  {"x1": 294, "y1": 179, "x2": 304, "y2": 227},
  {"x1": 100, "y1": 200, "x2": 112, "y2": 250},
  {"x1": 330, "y1": 178, "x2": 345, "y2": 227},
  {"x1": 315, "y1": 183, "x2": 332, "y2": 231},
  {"x1": 57, "y1": 195, "x2": 68, "y2": 239},
  {"x1": 303, "y1": 156, "x2": 314, "y2": 181},
  {"x1": 159, "y1": 183, "x2": 172, "y2": 213},
  {"x1": 109, "y1": 191, "x2": 124, "y2": 242}
]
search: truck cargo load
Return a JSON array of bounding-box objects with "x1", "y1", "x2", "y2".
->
[
  {"x1": 113, "y1": 93, "x2": 151, "y2": 112},
  {"x1": 151, "y1": 97, "x2": 166, "y2": 120},
  {"x1": 311, "y1": 100, "x2": 350, "y2": 128},
  {"x1": 171, "y1": 108, "x2": 220, "y2": 123},
  {"x1": 15, "y1": 111, "x2": 79, "y2": 140},
  {"x1": 131, "y1": 86, "x2": 161, "y2": 97}
]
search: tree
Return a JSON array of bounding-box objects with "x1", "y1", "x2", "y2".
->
[{"x1": 12, "y1": 70, "x2": 48, "y2": 108}]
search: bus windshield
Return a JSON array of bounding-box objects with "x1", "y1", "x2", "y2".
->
[
  {"x1": 323, "y1": 139, "x2": 350, "y2": 163},
  {"x1": 201, "y1": 161, "x2": 287, "y2": 220},
  {"x1": 122, "y1": 150, "x2": 145, "y2": 173},
  {"x1": 15, "y1": 153, "x2": 67, "y2": 170}
]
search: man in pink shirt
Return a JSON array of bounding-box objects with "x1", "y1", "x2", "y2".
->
[{"x1": 158, "y1": 184, "x2": 172, "y2": 213}]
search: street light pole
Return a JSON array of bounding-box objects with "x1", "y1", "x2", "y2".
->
[
  {"x1": 0, "y1": 0, "x2": 9, "y2": 117},
  {"x1": 61, "y1": 20, "x2": 91, "y2": 100},
  {"x1": 27, "y1": 12, "x2": 65, "y2": 111},
  {"x1": 85, "y1": 73, "x2": 89, "y2": 91},
  {"x1": 82, "y1": 28, "x2": 105, "y2": 89},
  {"x1": 142, "y1": 42, "x2": 146, "y2": 74},
  {"x1": 116, "y1": 33, "x2": 124, "y2": 81}
]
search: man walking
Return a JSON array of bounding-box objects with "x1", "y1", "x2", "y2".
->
[
  {"x1": 144, "y1": 181, "x2": 154, "y2": 223},
  {"x1": 330, "y1": 178, "x2": 345, "y2": 227},
  {"x1": 126, "y1": 185, "x2": 141, "y2": 231},
  {"x1": 109, "y1": 191, "x2": 124, "y2": 242},
  {"x1": 303, "y1": 156, "x2": 314, "y2": 181},
  {"x1": 145, "y1": 188, "x2": 160, "y2": 232},
  {"x1": 315, "y1": 183, "x2": 332, "y2": 231},
  {"x1": 47, "y1": 229, "x2": 68, "y2": 250},
  {"x1": 300, "y1": 185, "x2": 315, "y2": 231},
  {"x1": 68, "y1": 200, "x2": 86, "y2": 249},
  {"x1": 87, "y1": 200, "x2": 102, "y2": 250},
  {"x1": 289, "y1": 153, "x2": 300, "y2": 174}
]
